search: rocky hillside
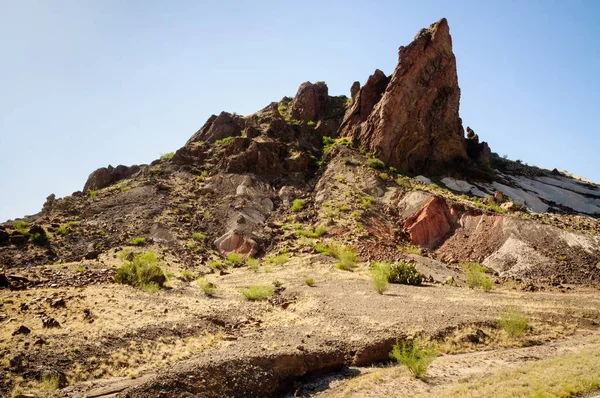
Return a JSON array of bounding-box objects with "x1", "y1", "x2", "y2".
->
[
  {"x1": 2, "y1": 18, "x2": 598, "y2": 287},
  {"x1": 2, "y1": 18, "x2": 600, "y2": 398}
]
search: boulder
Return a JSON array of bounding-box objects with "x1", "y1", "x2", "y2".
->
[
  {"x1": 215, "y1": 230, "x2": 258, "y2": 258},
  {"x1": 0, "y1": 229, "x2": 8, "y2": 245},
  {"x1": 9, "y1": 233, "x2": 27, "y2": 245},
  {"x1": 341, "y1": 19, "x2": 469, "y2": 174},
  {"x1": 83, "y1": 164, "x2": 141, "y2": 192}
]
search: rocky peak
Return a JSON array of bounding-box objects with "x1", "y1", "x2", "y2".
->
[
  {"x1": 341, "y1": 18, "x2": 488, "y2": 175},
  {"x1": 186, "y1": 111, "x2": 246, "y2": 144},
  {"x1": 289, "y1": 81, "x2": 329, "y2": 121}
]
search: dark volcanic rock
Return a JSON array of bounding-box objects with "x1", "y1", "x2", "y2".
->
[
  {"x1": 83, "y1": 164, "x2": 141, "y2": 192},
  {"x1": 0, "y1": 229, "x2": 8, "y2": 245},
  {"x1": 9, "y1": 233, "x2": 27, "y2": 245},
  {"x1": 187, "y1": 111, "x2": 245, "y2": 144},
  {"x1": 342, "y1": 18, "x2": 469, "y2": 174}
]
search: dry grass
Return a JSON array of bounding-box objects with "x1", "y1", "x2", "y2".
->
[{"x1": 439, "y1": 345, "x2": 600, "y2": 397}]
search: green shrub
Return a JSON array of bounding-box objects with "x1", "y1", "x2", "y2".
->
[
  {"x1": 360, "y1": 195, "x2": 373, "y2": 210},
  {"x1": 370, "y1": 262, "x2": 390, "y2": 294},
  {"x1": 277, "y1": 104, "x2": 287, "y2": 115},
  {"x1": 344, "y1": 157, "x2": 362, "y2": 166},
  {"x1": 266, "y1": 253, "x2": 289, "y2": 266},
  {"x1": 13, "y1": 221, "x2": 30, "y2": 232},
  {"x1": 246, "y1": 257, "x2": 259, "y2": 272},
  {"x1": 499, "y1": 308, "x2": 529, "y2": 338},
  {"x1": 56, "y1": 225, "x2": 68, "y2": 236},
  {"x1": 179, "y1": 270, "x2": 195, "y2": 281},
  {"x1": 206, "y1": 259, "x2": 224, "y2": 271},
  {"x1": 160, "y1": 152, "x2": 174, "y2": 160},
  {"x1": 30, "y1": 232, "x2": 48, "y2": 245},
  {"x1": 307, "y1": 120, "x2": 316, "y2": 127},
  {"x1": 388, "y1": 262, "x2": 422, "y2": 285},
  {"x1": 318, "y1": 243, "x2": 358, "y2": 271},
  {"x1": 240, "y1": 285, "x2": 274, "y2": 301},
  {"x1": 88, "y1": 189, "x2": 98, "y2": 199},
  {"x1": 192, "y1": 232, "x2": 207, "y2": 241},
  {"x1": 291, "y1": 199, "x2": 305, "y2": 212},
  {"x1": 461, "y1": 262, "x2": 494, "y2": 291},
  {"x1": 196, "y1": 277, "x2": 217, "y2": 296},
  {"x1": 114, "y1": 252, "x2": 166, "y2": 292},
  {"x1": 227, "y1": 252, "x2": 244, "y2": 266},
  {"x1": 322, "y1": 136, "x2": 353, "y2": 153},
  {"x1": 390, "y1": 338, "x2": 438, "y2": 379},
  {"x1": 336, "y1": 246, "x2": 358, "y2": 271},
  {"x1": 304, "y1": 277, "x2": 315, "y2": 287},
  {"x1": 366, "y1": 158, "x2": 385, "y2": 169},
  {"x1": 400, "y1": 244, "x2": 422, "y2": 255},
  {"x1": 214, "y1": 136, "x2": 234, "y2": 146},
  {"x1": 296, "y1": 224, "x2": 327, "y2": 238},
  {"x1": 130, "y1": 237, "x2": 147, "y2": 246},
  {"x1": 120, "y1": 186, "x2": 130, "y2": 192}
]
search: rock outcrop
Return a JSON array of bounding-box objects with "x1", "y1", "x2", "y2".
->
[
  {"x1": 289, "y1": 81, "x2": 330, "y2": 121},
  {"x1": 342, "y1": 18, "x2": 483, "y2": 175},
  {"x1": 187, "y1": 112, "x2": 245, "y2": 144},
  {"x1": 83, "y1": 165, "x2": 141, "y2": 192},
  {"x1": 340, "y1": 69, "x2": 390, "y2": 136}
]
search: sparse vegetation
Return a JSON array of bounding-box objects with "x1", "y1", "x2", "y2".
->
[
  {"x1": 88, "y1": 189, "x2": 98, "y2": 199},
  {"x1": 114, "y1": 251, "x2": 166, "y2": 292},
  {"x1": 30, "y1": 232, "x2": 48, "y2": 245},
  {"x1": 499, "y1": 307, "x2": 529, "y2": 338},
  {"x1": 130, "y1": 237, "x2": 147, "y2": 246},
  {"x1": 461, "y1": 262, "x2": 494, "y2": 291},
  {"x1": 322, "y1": 136, "x2": 353, "y2": 153},
  {"x1": 370, "y1": 262, "x2": 390, "y2": 294},
  {"x1": 291, "y1": 198, "x2": 305, "y2": 212},
  {"x1": 179, "y1": 270, "x2": 195, "y2": 281},
  {"x1": 246, "y1": 257, "x2": 259, "y2": 272},
  {"x1": 366, "y1": 158, "x2": 385, "y2": 169},
  {"x1": 265, "y1": 253, "x2": 289, "y2": 266},
  {"x1": 192, "y1": 232, "x2": 207, "y2": 241},
  {"x1": 399, "y1": 243, "x2": 422, "y2": 255},
  {"x1": 295, "y1": 224, "x2": 327, "y2": 238},
  {"x1": 390, "y1": 337, "x2": 438, "y2": 379},
  {"x1": 317, "y1": 243, "x2": 359, "y2": 271},
  {"x1": 227, "y1": 252, "x2": 244, "y2": 266},
  {"x1": 439, "y1": 345, "x2": 600, "y2": 397},
  {"x1": 206, "y1": 259, "x2": 224, "y2": 271},
  {"x1": 196, "y1": 277, "x2": 217, "y2": 296},
  {"x1": 303, "y1": 277, "x2": 315, "y2": 287},
  {"x1": 307, "y1": 120, "x2": 316, "y2": 127},
  {"x1": 214, "y1": 136, "x2": 234, "y2": 146},
  {"x1": 160, "y1": 152, "x2": 174, "y2": 160},
  {"x1": 240, "y1": 285, "x2": 274, "y2": 301}
]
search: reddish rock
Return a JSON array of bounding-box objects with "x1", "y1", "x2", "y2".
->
[
  {"x1": 215, "y1": 231, "x2": 258, "y2": 258},
  {"x1": 403, "y1": 196, "x2": 460, "y2": 249},
  {"x1": 342, "y1": 19, "x2": 468, "y2": 174},
  {"x1": 289, "y1": 81, "x2": 329, "y2": 121},
  {"x1": 340, "y1": 69, "x2": 390, "y2": 138},
  {"x1": 350, "y1": 81, "x2": 360, "y2": 100}
]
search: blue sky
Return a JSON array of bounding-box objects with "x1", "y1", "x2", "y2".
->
[{"x1": 1, "y1": 0, "x2": 599, "y2": 221}]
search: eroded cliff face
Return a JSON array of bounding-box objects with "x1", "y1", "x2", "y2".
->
[{"x1": 342, "y1": 18, "x2": 477, "y2": 175}]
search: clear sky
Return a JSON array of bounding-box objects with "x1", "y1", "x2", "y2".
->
[{"x1": 1, "y1": 0, "x2": 599, "y2": 221}]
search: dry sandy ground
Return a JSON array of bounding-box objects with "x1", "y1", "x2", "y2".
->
[{"x1": 2, "y1": 250, "x2": 600, "y2": 397}]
